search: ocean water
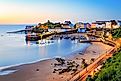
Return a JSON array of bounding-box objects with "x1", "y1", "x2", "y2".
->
[{"x1": 0, "y1": 25, "x2": 90, "y2": 70}]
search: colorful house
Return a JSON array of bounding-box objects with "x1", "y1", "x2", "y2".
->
[
  {"x1": 76, "y1": 22, "x2": 90, "y2": 33},
  {"x1": 91, "y1": 22, "x2": 97, "y2": 29},
  {"x1": 75, "y1": 22, "x2": 83, "y2": 29},
  {"x1": 84, "y1": 23, "x2": 91, "y2": 29}
]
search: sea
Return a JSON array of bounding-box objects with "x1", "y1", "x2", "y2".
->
[{"x1": 0, "y1": 25, "x2": 90, "y2": 71}]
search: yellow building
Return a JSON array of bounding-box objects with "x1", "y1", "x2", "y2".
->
[{"x1": 91, "y1": 23, "x2": 97, "y2": 29}]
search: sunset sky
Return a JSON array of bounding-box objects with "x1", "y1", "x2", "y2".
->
[{"x1": 0, "y1": 0, "x2": 121, "y2": 24}]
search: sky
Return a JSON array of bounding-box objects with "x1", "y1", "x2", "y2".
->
[{"x1": 0, "y1": 0, "x2": 121, "y2": 24}]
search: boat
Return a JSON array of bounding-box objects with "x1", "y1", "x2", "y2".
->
[{"x1": 37, "y1": 39, "x2": 54, "y2": 46}]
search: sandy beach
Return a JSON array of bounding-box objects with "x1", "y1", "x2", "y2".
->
[{"x1": 0, "y1": 42, "x2": 112, "y2": 81}]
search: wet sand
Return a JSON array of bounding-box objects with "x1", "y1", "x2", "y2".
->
[{"x1": 0, "y1": 42, "x2": 112, "y2": 81}]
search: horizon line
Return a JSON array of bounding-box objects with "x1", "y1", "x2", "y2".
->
[{"x1": 0, "y1": 19, "x2": 121, "y2": 25}]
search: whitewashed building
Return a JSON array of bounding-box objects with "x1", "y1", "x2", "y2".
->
[
  {"x1": 105, "y1": 22, "x2": 112, "y2": 29},
  {"x1": 96, "y1": 21, "x2": 106, "y2": 28},
  {"x1": 118, "y1": 20, "x2": 121, "y2": 27}
]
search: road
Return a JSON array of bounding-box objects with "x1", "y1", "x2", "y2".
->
[{"x1": 69, "y1": 38, "x2": 120, "y2": 81}]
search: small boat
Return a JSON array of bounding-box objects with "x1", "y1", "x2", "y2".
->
[
  {"x1": 64, "y1": 36, "x2": 70, "y2": 39},
  {"x1": 37, "y1": 40, "x2": 54, "y2": 46},
  {"x1": 71, "y1": 37, "x2": 75, "y2": 40}
]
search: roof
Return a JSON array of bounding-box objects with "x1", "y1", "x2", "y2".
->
[
  {"x1": 61, "y1": 23, "x2": 69, "y2": 26},
  {"x1": 118, "y1": 20, "x2": 121, "y2": 22},
  {"x1": 96, "y1": 21, "x2": 110, "y2": 22}
]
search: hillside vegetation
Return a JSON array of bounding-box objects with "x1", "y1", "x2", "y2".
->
[
  {"x1": 87, "y1": 50, "x2": 121, "y2": 81},
  {"x1": 87, "y1": 28, "x2": 121, "y2": 81},
  {"x1": 112, "y1": 28, "x2": 121, "y2": 38}
]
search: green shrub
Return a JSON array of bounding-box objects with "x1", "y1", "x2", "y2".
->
[{"x1": 89, "y1": 50, "x2": 121, "y2": 81}]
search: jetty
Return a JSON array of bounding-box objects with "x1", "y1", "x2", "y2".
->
[{"x1": 6, "y1": 29, "x2": 32, "y2": 34}]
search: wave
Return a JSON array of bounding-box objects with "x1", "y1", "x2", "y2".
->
[{"x1": 0, "y1": 57, "x2": 51, "y2": 71}]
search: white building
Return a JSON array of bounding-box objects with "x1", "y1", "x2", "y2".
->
[
  {"x1": 96, "y1": 21, "x2": 108, "y2": 29},
  {"x1": 118, "y1": 20, "x2": 121, "y2": 27},
  {"x1": 105, "y1": 22, "x2": 112, "y2": 29}
]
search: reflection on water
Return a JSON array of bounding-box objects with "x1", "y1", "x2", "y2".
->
[
  {"x1": 0, "y1": 34, "x2": 90, "y2": 68},
  {"x1": 0, "y1": 25, "x2": 90, "y2": 69}
]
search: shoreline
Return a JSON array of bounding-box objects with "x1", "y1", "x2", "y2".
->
[
  {"x1": 0, "y1": 42, "x2": 90, "y2": 71},
  {"x1": 0, "y1": 42, "x2": 113, "y2": 81}
]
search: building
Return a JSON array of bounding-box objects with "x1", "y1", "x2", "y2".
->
[
  {"x1": 84, "y1": 23, "x2": 91, "y2": 29},
  {"x1": 61, "y1": 21, "x2": 74, "y2": 28},
  {"x1": 91, "y1": 22, "x2": 97, "y2": 29},
  {"x1": 91, "y1": 20, "x2": 119, "y2": 29},
  {"x1": 91, "y1": 21, "x2": 109, "y2": 29},
  {"x1": 75, "y1": 22, "x2": 91, "y2": 29},
  {"x1": 105, "y1": 20, "x2": 119, "y2": 29},
  {"x1": 61, "y1": 23, "x2": 70, "y2": 29},
  {"x1": 105, "y1": 21, "x2": 111, "y2": 29},
  {"x1": 77, "y1": 28, "x2": 86, "y2": 33},
  {"x1": 96, "y1": 21, "x2": 106, "y2": 28},
  {"x1": 64, "y1": 21, "x2": 74, "y2": 28},
  {"x1": 75, "y1": 22, "x2": 90, "y2": 33},
  {"x1": 118, "y1": 20, "x2": 121, "y2": 27}
]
